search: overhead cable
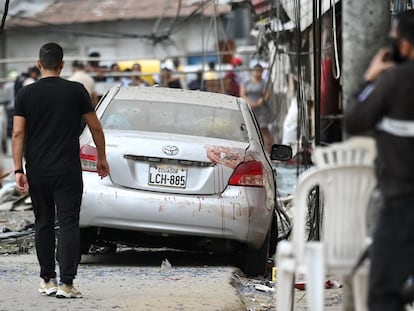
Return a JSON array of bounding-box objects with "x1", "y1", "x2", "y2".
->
[
  {"x1": 0, "y1": 0, "x2": 10, "y2": 34},
  {"x1": 331, "y1": 0, "x2": 341, "y2": 79},
  {"x1": 1, "y1": 0, "x2": 213, "y2": 44}
]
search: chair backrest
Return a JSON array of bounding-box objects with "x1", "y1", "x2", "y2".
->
[
  {"x1": 312, "y1": 136, "x2": 376, "y2": 168},
  {"x1": 293, "y1": 136, "x2": 377, "y2": 270}
]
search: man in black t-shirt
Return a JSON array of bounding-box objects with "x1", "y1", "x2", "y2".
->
[
  {"x1": 12, "y1": 43, "x2": 109, "y2": 298},
  {"x1": 345, "y1": 11, "x2": 414, "y2": 311}
]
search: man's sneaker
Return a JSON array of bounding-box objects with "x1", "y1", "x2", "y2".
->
[
  {"x1": 38, "y1": 278, "x2": 58, "y2": 296},
  {"x1": 56, "y1": 283, "x2": 82, "y2": 298}
]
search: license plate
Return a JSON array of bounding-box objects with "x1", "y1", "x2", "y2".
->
[{"x1": 148, "y1": 164, "x2": 187, "y2": 188}]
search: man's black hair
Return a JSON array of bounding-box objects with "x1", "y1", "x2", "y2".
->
[
  {"x1": 39, "y1": 42, "x2": 63, "y2": 70},
  {"x1": 396, "y1": 10, "x2": 414, "y2": 44}
]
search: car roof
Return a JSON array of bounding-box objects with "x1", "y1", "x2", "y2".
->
[{"x1": 111, "y1": 86, "x2": 241, "y2": 110}]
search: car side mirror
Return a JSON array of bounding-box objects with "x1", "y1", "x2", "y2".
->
[{"x1": 270, "y1": 144, "x2": 293, "y2": 161}]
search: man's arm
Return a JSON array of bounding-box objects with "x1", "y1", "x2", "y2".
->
[
  {"x1": 345, "y1": 80, "x2": 388, "y2": 135},
  {"x1": 363, "y1": 48, "x2": 394, "y2": 82},
  {"x1": 12, "y1": 116, "x2": 29, "y2": 192},
  {"x1": 344, "y1": 48, "x2": 394, "y2": 134},
  {"x1": 83, "y1": 112, "x2": 110, "y2": 178}
]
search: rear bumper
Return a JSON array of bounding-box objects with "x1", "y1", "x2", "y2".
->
[{"x1": 80, "y1": 173, "x2": 274, "y2": 248}]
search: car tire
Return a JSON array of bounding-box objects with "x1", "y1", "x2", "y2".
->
[
  {"x1": 269, "y1": 211, "x2": 278, "y2": 257},
  {"x1": 239, "y1": 229, "x2": 270, "y2": 277}
]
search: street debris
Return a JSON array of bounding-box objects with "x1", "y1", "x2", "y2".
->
[
  {"x1": 233, "y1": 272, "x2": 276, "y2": 311},
  {"x1": 160, "y1": 258, "x2": 172, "y2": 270},
  {"x1": 254, "y1": 284, "x2": 275, "y2": 293},
  {"x1": 294, "y1": 279, "x2": 342, "y2": 291},
  {"x1": 0, "y1": 175, "x2": 35, "y2": 255}
]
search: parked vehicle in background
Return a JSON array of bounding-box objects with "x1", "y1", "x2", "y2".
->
[{"x1": 79, "y1": 86, "x2": 292, "y2": 276}]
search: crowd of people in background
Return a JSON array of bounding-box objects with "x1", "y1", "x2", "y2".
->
[
  {"x1": 64, "y1": 51, "x2": 258, "y2": 98},
  {"x1": 2, "y1": 53, "x2": 272, "y2": 149},
  {"x1": 3, "y1": 54, "x2": 267, "y2": 99},
  {"x1": 6, "y1": 52, "x2": 261, "y2": 99}
]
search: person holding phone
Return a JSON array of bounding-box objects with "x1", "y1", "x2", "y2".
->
[{"x1": 345, "y1": 10, "x2": 414, "y2": 311}]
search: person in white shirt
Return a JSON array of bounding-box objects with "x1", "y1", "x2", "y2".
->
[{"x1": 68, "y1": 60, "x2": 98, "y2": 107}]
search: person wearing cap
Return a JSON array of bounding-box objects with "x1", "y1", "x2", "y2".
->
[
  {"x1": 231, "y1": 56, "x2": 248, "y2": 86},
  {"x1": 223, "y1": 71, "x2": 240, "y2": 97},
  {"x1": 345, "y1": 11, "x2": 414, "y2": 310},
  {"x1": 86, "y1": 52, "x2": 107, "y2": 82}
]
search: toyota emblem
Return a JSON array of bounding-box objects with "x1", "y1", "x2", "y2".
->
[{"x1": 162, "y1": 145, "x2": 179, "y2": 156}]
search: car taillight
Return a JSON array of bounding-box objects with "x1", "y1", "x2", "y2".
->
[
  {"x1": 80, "y1": 145, "x2": 98, "y2": 172},
  {"x1": 228, "y1": 161, "x2": 264, "y2": 187}
]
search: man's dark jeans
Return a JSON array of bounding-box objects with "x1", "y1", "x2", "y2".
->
[{"x1": 28, "y1": 173, "x2": 83, "y2": 285}]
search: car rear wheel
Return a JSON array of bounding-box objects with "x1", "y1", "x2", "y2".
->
[
  {"x1": 80, "y1": 228, "x2": 94, "y2": 254},
  {"x1": 55, "y1": 229, "x2": 94, "y2": 263},
  {"x1": 238, "y1": 229, "x2": 270, "y2": 277},
  {"x1": 269, "y1": 211, "x2": 278, "y2": 257}
]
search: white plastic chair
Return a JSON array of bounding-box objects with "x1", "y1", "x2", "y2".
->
[{"x1": 276, "y1": 136, "x2": 377, "y2": 311}]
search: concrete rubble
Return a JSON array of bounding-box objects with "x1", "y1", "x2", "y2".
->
[{"x1": 0, "y1": 173, "x2": 35, "y2": 253}]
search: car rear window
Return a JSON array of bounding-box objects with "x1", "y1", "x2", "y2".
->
[{"x1": 100, "y1": 99, "x2": 249, "y2": 142}]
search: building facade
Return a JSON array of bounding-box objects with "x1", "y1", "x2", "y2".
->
[{"x1": 1, "y1": 0, "x2": 252, "y2": 78}]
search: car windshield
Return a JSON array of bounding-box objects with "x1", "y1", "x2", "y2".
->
[{"x1": 100, "y1": 99, "x2": 249, "y2": 142}]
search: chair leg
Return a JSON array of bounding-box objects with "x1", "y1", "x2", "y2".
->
[
  {"x1": 304, "y1": 242, "x2": 325, "y2": 311},
  {"x1": 352, "y1": 270, "x2": 369, "y2": 311},
  {"x1": 276, "y1": 240, "x2": 296, "y2": 311}
]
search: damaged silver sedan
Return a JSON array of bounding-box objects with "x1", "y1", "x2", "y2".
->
[{"x1": 79, "y1": 86, "x2": 291, "y2": 276}]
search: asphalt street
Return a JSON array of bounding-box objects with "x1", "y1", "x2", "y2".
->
[
  {"x1": 0, "y1": 248, "x2": 344, "y2": 311},
  {"x1": 0, "y1": 251, "x2": 246, "y2": 311},
  {"x1": 0, "y1": 143, "x2": 344, "y2": 310}
]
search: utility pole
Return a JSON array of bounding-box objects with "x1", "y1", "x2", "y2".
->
[
  {"x1": 0, "y1": 33, "x2": 5, "y2": 79},
  {"x1": 341, "y1": 1, "x2": 390, "y2": 311},
  {"x1": 342, "y1": 1, "x2": 390, "y2": 118}
]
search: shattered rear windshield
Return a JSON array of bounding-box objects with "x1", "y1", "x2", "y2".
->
[{"x1": 100, "y1": 99, "x2": 249, "y2": 142}]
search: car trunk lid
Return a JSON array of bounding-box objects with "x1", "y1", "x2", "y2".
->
[{"x1": 83, "y1": 131, "x2": 251, "y2": 195}]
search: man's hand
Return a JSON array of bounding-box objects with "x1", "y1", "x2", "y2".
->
[
  {"x1": 96, "y1": 159, "x2": 110, "y2": 179},
  {"x1": 364, "y1": 47, "x2": 395, "y2": 82},
  {"x1": 15, "y1": 173, "x2": 29, "y2": 193}
]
